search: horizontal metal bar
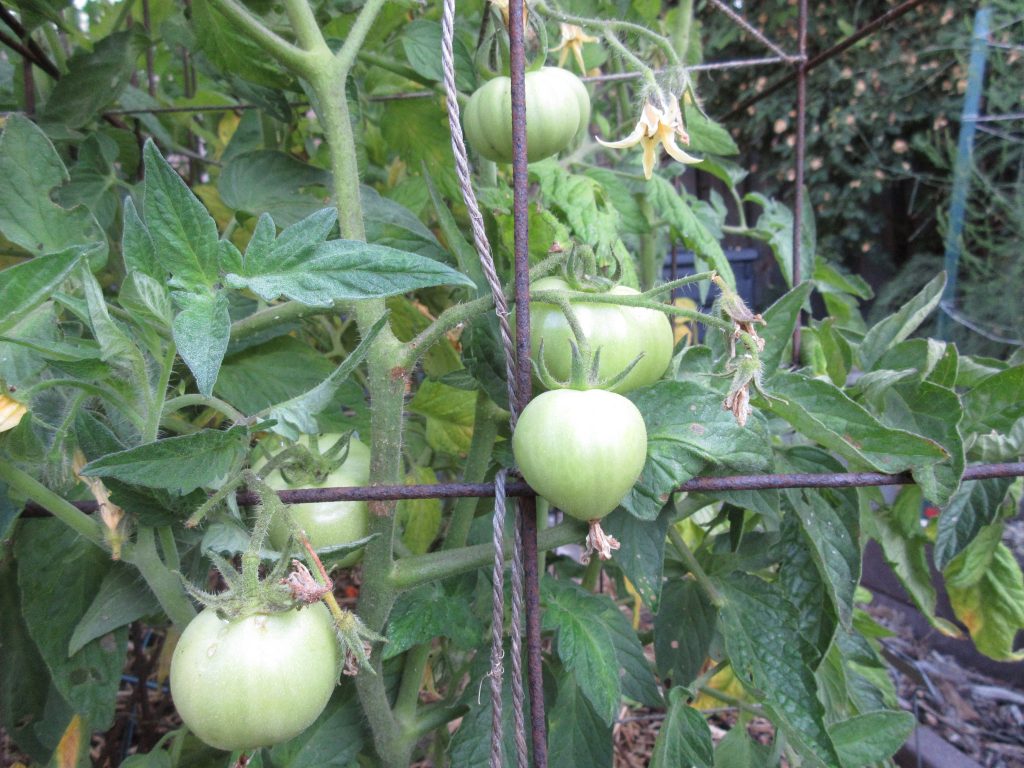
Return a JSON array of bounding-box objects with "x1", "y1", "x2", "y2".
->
[{"x1": 19, "y1": 462, "x2": 1024, "y2": 517}]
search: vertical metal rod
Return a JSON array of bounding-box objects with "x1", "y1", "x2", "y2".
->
[
  {"x1": 507, "y1": 0, "x2": 547, "y2": 765},
  {"x1": 937, "y1": 6, "x2": 991, "y2": 339},
  {"x1": 791, "y1": 0, "x2": 808, "y2": 365}
]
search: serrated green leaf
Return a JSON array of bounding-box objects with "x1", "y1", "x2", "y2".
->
[
  {"x1": 0, "y1": 555, "x2": 50, "y2": 762},
  {"x1": 15, "y1": 520, "x2": 127, "y2": 729},
  {"x1": 402, "y1": 19, "x2": 475, "y2": 91},
  {"x1": 744, "y1": 191, "x2": 814, "y2": 289},
  {"x1": 541, "y1": 578, "x2": 621, "y2": 724},
  {"x1": 717, "y1": 572, "x2": 840, "y2": 767},
  {"x1": 777, "y1": 510, "x2": 838, "y2": 662},
  {"x1": 767, "y1": 371, "x2": 948, "y2": 474},
  {"x1": 713, "y1": 725, "x2": 773, "y2": 768},
  {"x1": 383, "y1": 582, "x2": 482, "y2": 659},
  {"x1": 625, "y1": 381, "x2": 771, "y2": 521},
  {"x1": 226, "y1": 236, "x2": 474, "y2": 306},
  {"x1": 0, "y1": 115, "x2": 105, "y2": 259},
  {"x1": 654, "y1": 578, "x2": 717, "y2": 688},
  {"x1": 815, "y1": 318, "x2": 853, "y2": 386},
  {"x1": 258, "y1": 316, "x2": 385, "y2": 440},
  {"x1": 945, "y1": 538, "x2": 1024, "y2": 661},
  {"x1": 683, "y1": 103, "x2": 738, "y2": 156},
  {"x1": 962, "y1": 365, "x2": 1024, "y2": 435},
  {"x1": 830, "y1": 710, "x2": 915, "y2": 767},
  {"x1": 268, "y1": 682, "x2": 364, "y2": 767},
  {"x1": 363, "y1": 185, "x2": 450, "y2": 265},
  {"x1": 760, "y1": 282, "x2": 814, "y2": 374},
  {"x1": 0, "y1": 248, "x2": 82, "y2": 335},
  {"x1": 121, "y1": 196, "x2": 160, "y2": 280},
  {"x1": 595, "y1": 594, "x2": 663, "y2": 708},
  {"x1": 859, "y1": 272, "x2": 945, "y2": 371},
  {"x1": 119, "y1": 271, "x2": 173, "y2": 332},
  {"x1": 219, "y1": 150, "x2": 330, "y2": 227},
  {"x1": 40, "y1": 31, "x2": 143, "y2": 128},
  {"x1": 424, "y1": 170, "x2": 486, "y2": 290},
  {"x1": 81, "y1": 426, "x2": 250, "y2": 493},
  {"x1": 399, "y1": 466, "x2": 442, "y2": 554},
  {"x1": 407, "y1": 379, "x2": 476, "y2": 455},
  {"x1": 69, "y1": 566, "x2": 161, "y2": 655},
  {"x1": 603, "y1": 504, "x2": 669, "y2": 609},
  {"x1": 448, "y1": 651, "x2": 526, "y2": 768},
  {"x1": 647, "y1": 175, "x2": 734, "y2": 288},
  {"x1": 214, "y1": 336, "x2": 336, "y2": 416},
  {"x1": 934, "y1": 477, "x2": 1014, "y2": 570},
  {"x1": 778, "y1": 448, "x2": 860, "y2": 633},
  {"x1": 191, "y1": 0, "x2": 291, "y2": 89},
  {"x1": 548, "y1": 670, "x2": 613, "y2": 768},
  {"x1": 650, "y1": 688, "x2": 714, "y2": 768},
  {"x1": 172, "y1": 290, "x2": 231, "y2": 396},
  {"x1": 143, "y1": 140, "x2": 221, "y2": 290}
]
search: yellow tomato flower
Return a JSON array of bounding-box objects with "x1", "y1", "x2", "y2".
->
[
  {"x1": 0, "y1": 392, "x2": 27, "y2": 433},
  {"x1": 596, "y1": 98, "x2": 701, "y2": 180},
  {"x1": 550, "y1": 23, "x2": 598, "y2": 74}
]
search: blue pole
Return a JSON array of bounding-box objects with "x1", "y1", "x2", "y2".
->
[{"x1": 938, "y1": 6, "x2": 992, "y2": 339}]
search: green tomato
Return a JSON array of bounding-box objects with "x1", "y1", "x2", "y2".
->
[
  {"x1": 170, "y1": 603, "x2": 339, "y2": 751},
  {"x1": 463, "y1": 67, "x2": 590, "y2": 164},
  {"x1": 511, "y1": 388, "x2": 647, "y2": 521},
  {"x1": 266, "y1": 436, "x2": 371, "y2": 567},
  {"x1": 529, "y1": 276, "x2": 674, "y2": 393}
]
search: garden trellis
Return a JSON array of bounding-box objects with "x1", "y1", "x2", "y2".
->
[{"x1": 4, "y1": 0, "x2": 1024, "y2": 766}]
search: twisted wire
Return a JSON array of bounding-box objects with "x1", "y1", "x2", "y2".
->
[{"x1": 441, "y1": 2, "x2": 528, "y2": 766}]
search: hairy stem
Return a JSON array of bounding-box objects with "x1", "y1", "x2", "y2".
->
[
  {"x1": 0, "y1": 461, "x2": 104, "y2": 545},
  {"x1": 667, "y1": 525, "x2": 724, "y2": 607}
]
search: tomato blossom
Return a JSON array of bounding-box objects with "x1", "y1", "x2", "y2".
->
[
  {"x1": 550, "y1": 23, "x2": 598, "y2": 74},
  {"x1": 0, "y1": 392, "x2": 26, "y2": 433},
  {"x1": 597, "y1": 98, "x2": 701, "y2": 180}
]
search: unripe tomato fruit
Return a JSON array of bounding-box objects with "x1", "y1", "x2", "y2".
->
[
  {"x1": 512, "y1": 389, "x2": 647, "y2": 521},
  {"x1": 170, "y1": 603, "x2": 339, "y2": 751},
  {"x1": 266, "y1": 436, "x2": 370, "y2": 566},
  {"x1": 529, "y1": 276, "x2": 674, "y2": 393},
  {"x1": 463, "y1": 67, "x2": 590, "y2": 164}
]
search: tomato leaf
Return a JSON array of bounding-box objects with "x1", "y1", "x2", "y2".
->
[
  {"x1": 142, "y1": 140, "x2": 221, "y2": 291},
  {"x1": 945, "y1": 535, "x2": 1024, "y2": 661},
  {"x1": 759, "y1": 282, "x2": 814, "y2": 374},
  {"x1": 259, "y1": 315, "x2": 385, "y2": 440},
  {"x1": 595, "y1": 595, "x2": 663, "y2": 708},
  {"x1": 625, "y1": 381, "x2": 772, "y2": 522},
  {"x1": 858, "y1": 272, "x2": 945, "y2": 371},
  {"x1": 830, "y1": 711, "x2": 916, "y2": 766},
  {"x1": 448, "y1": 650, "x2": 528, "y2": 768},
  {"x1": 933, "y1": 476, "x2": 1015, "y2": 571},
  {"x1": 81, "y1": 426, "x2": 250, "y2": 493},
  {"x1": 743, "y1": 190, "x2": 815, "y2": 290},
  {"x1": 0, "y1": 115, "x2": 106, "y2": 260},
  {"x1": 654, "y1": 578, "x2": 717, "y2": 688},
  {"x1": 766, "y1": 371, "x2": 948, "y2": 474},
  {"x1": 268, "y1": 682, "x2": 365, "y2": 767},
  {"x1": 0, "y1": 248, "x2": 83, "y2": 335},
  {"x1": 69, "y1": 565, "x2": 161, "y2": 655},
  {"x1": 713, "y1": 726, "x2": 774, "y2": 767},
  {"x1": 383, "y1": 582, "x2": 482, "y2": 659},
  {"x1": 541, "y1": 578, "x2": 621, "y2": 724},
  {"x1": 649, "y1": 688, "x2": 714, "y2": 768},
  {"x1": 548, "y1": 670, "x2": 613, "y2": 768},
  {"x1": 716, "y1": 571, "x2": 841, "y2": 768},
  {"x1": 646, "y1": 175, "x2": 735, "y2": 289},
  {"x1": 401, "y1": 20, "x2": 475, "y2": 90},
  {"x1": 0, "y1": 555, "x2": 51, "y2": 763},
  {"x1": 962, "y1": 364, "x2": 1024, "y2": 435},
  {"x1": 603, "y1": 504, "x2": 670, "y2": 609},
  {"x1": 171, "y1": 290, "x2": 231, "y2": 396},
  {"x1": 15, "y1": 519, "x2": 128, "y2": 730},
  {"x1": 362, "y1": 185, "x2": 450, "y2": 265},
  {"x1": 407, "y1": 379, "x2": 476, "y2": 455},
  {"x1": 219, "y1": 150, "x2": 330, "y2": 227}
]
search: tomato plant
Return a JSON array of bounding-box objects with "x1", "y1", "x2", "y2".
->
[
  {"x1": 529, "y1": 275, "x2": 675, "y2": 392},
  {"x1": 266, "y1": 436, "x2": 371, "y2": 566},
  {"x1": 511, "y1": 388, "x2": 647, "y2": 521},
  {"x1": 169, "y1": 604, "x2": 340, "y2": 751},
  {"x1": 463, "y1": 67, "x2": 590, "y2": 163}
]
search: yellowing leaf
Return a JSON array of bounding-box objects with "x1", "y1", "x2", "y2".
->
[{"x1": 55, "y1": 715, "x2": 85, "y2": 768}]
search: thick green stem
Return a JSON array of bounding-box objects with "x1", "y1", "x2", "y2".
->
[
  {"x1": 335, "y1": 0, "x2": 389, "y2": 74},
  {"x1": 667, "y1": 525, "x2": 724, "y2": 607},
  {"x1": 394, "y1": 643, "x2": 431, "y2": 725},
  {"x1": 229, "y1": 301, "x2": 322, "y2": 342},
  {"x1": 444, "y1": 393, "x2": 500, "y2": 550},
  {"x1": 283, "y1": 0, "x2": 329, "y2": 54},
  {"x1": 127, "y1": 526, "x2": 196, "y2": 629},
  {"x1": 638, "y1": 200, "x2": 658, "y2": 291},
  {"x1": 392, "y1": 520, "x2": 586, "y2": 591},
  {"x1": 162, "y1": 394, "x2": 246, "y2": 424},
  {"x1": 0, "y1": 461, "x2": 104, "y2": 545}
]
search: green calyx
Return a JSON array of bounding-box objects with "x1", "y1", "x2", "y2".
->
[
  {"x1": 533, "y1": 338, "x2": 642, "y2": 391},
  {"x1": 267, "y1": 432, "x2": 356, "y2": 487},
  {"x1": 560, "y1": 243, "x2": 622, "y2": 292}
]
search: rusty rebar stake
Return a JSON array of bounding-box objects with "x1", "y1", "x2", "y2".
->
[
  {"x1": 791, "y1": 0, "x2": 808, "y2": 365},
  {"x1": 506, "y1": 0, "x2": 548, "y2": 765}
]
